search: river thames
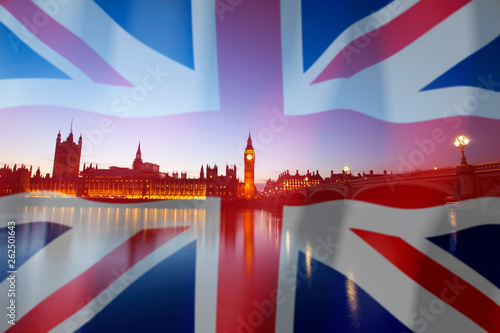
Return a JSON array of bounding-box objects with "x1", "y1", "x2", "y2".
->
[{"x1": 0, "y1": 195, "x2": 498, "y2": 332}]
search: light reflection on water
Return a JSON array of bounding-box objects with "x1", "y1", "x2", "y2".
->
[
  {"x1": 218, "y1": 208, "x2": 281, "y2": 275},
  {"x1": 1, "y1": 199, "x2": 284, "y2": 333},
  {"x1": 346, "y1": 270, "x2": 361, "y2": 330},
  {"x1": 305, "y1": 241, "x2": 313, "y2": 280},
  {"x1": 4, "y1": 203, "x2": 282, "y2": 260},
  {"x1": 6, "y1": 204, "x2": 209, "y2": 237},
  {"x1": 217, "y1": 208, "x2": 282, "y2": 333},
  {"x1": 447, "y1": 205, "x2": 458, "y2": 252},
  {"x1": 244, "y1": 209, "x2": 255, "y2": 274}
]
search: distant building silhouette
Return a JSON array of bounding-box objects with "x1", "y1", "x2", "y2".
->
[
  {"x1": 324, "y1": 169, "x2": 389, "y2": 183},
  {"x1": 264, "y1": 168, "x2": 392, "y2": 195},
  {"x1": 0, "y1": 164, "x2": 31, "y2": 196},
  {"x1": 264, "y1": 169, "x2": 324, "y2": 193}
]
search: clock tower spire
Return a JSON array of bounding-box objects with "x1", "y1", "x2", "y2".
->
[
  {"x1": 133, "y1": 142, "x2": 143, "y2": 170},
  {"x1": 244, "y1": 131, "x2": 255, "y2": 199}
]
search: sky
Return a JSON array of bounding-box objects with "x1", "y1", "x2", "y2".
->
[{"x1": 1, "y1": 0, "x2": 500, "y2": 190}]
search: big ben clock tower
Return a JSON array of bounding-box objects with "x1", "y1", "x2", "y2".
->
[{"x1": 244, "y1": 132, "x2": 255, "y2": 199}]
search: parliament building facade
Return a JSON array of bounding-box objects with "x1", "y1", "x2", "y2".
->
[{"x1": 1, "y1": 128, "x2": 256, "y2": 201}]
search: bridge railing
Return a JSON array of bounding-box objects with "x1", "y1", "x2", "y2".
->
[
  {"x1": 399, "y1": 167, "x2": 457, "y2": 178},
  {"x1": 263, "y1": 161, "x2": 500, "y2": 197},
  {"x1": 473, "y1": 161, "x2": 500, "y2": 171}
]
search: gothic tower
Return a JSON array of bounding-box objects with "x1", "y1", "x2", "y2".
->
[
  {"x1": 244, "y1": 132, "x2": 255, "y2": 199},
  {"x1": 52, "y1": 122, "x2": 82, "y2": 179},
  {"x1": 132, "y1": 142, "x2": 143, "y2": 170}
]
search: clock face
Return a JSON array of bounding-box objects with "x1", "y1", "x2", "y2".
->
[{"x1": 246, "y1": 154, "x2": 253, "y2": 160}]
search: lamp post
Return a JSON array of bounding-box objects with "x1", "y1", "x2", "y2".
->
[
  {"x1": 343, "y1": 166, "x2": 351, "y2": 199},
  {"x1": 454, "y1": 134, "x2": 469, "y2": 165},
  {"x1": 304, "y1": 176, "x2": 309, "y2": 204},
  {"x1": 343, "y1": 165, "x2": 350, "y2": 181}
]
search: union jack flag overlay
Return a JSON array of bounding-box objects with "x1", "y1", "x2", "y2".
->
[
  {"x1": 2, "y1": 195, "x2": 499, "y2": 332},
  {"x1": 281, "y1": 0, "x2": 500, "y2": 122},
  {"x1": 0, "y1": 0, "x2": 219, "y2": 117},
  {"x1": 1, "y1": 0, "x2": 500, "y2": 332},
  {"x1": 276, "y1": 199, "x2": 500, "y2": 332},
  {"x1": 0, "y1": 195, "x2": 221, "y2": 333}
]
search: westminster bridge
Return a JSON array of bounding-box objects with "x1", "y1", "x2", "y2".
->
[{"x1": 263, "y1": 161, "x2": 500, "y2": 210}]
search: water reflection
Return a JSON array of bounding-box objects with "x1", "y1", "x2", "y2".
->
[
  {"x1": 4, "y1": 203, "x2": 208, "y2": 236},
  {"x1": 244, "y1": 210, "x2": 255, "y2": 274},
  {"x1": 304, "y1": 241, "x2": 313, "y2": 280},
  {"x1": 4, "y1": 201, "x2": 282, "y2": 333},
  {"x1": 447, "y1": 206, "x2": 458, "y2": 252},
  {"x1": 219, "y1": 209, "x2": 281, "y2": 275},
  {"x1": 217, "y1": 208, "x2": 282, "y2": 333},
  {"x1": 346, "y1": 270, "x2": 361, "y2": 330},
  {"x1": 8, "y1": 204, "x2": 280, "y2": 266}
]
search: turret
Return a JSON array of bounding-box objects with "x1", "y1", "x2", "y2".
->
[{"x1": 67, "y1": 124, "x2": 74, "y2": 143}]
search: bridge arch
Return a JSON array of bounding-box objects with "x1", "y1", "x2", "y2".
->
[
  {"x1": 277, "y1": 194, "x2": 287, "y2": 203},
  {"x1": 309, "y1": 189, "x2": 344, "y2": 204},
  {"x1": 265, "y1": 196, "x2": 277, "y2": 211},
  {"x1": 272, "y1": 194, "x2": 288, "y2": 212},
  {"x1": 483, "y1": 184, "x2": 500, "y2": 198},
  {"x1": 351, "y1": 181, "x2": 460, "y2": 208},
  {"x1": 288, "y1": 192, "x2": 306, "y2": 206}
]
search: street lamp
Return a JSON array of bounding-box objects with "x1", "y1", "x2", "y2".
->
[
  {"x1": 454, "y1": 134, "x2": 469, "y2": 165},
  {"x1": 343, "y1": 165, "x2": 350, "y2": 181}
]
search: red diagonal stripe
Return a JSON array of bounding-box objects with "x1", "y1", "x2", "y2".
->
[
  {"x1": 0, "y1": 0, "x2": 132, "y2": 86},
  {"x1": 7, "y1": 227, "x2": 188, "y2": 333},
  {"x1": 313, "y1": 0, "x2": 473, "y2": 83},
  {"x1": 351, "y1": 228, "x2": 500, "y2": 332}
]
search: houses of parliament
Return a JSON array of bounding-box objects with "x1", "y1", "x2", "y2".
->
[{"x1": 0, "y1": 127, "x2": 257, "y2": 201}]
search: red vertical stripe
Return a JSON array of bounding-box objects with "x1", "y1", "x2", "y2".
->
[{"x1": 216, "y1": 210, "x2": 281, "y2": 333}]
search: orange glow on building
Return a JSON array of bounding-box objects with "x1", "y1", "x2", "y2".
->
[
  {"x1": 1, "y1": 129, "x2": 246, "y2": 201},
  {"x1": 244, "y1": 132, "x2": 256, "y2": 199}
]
